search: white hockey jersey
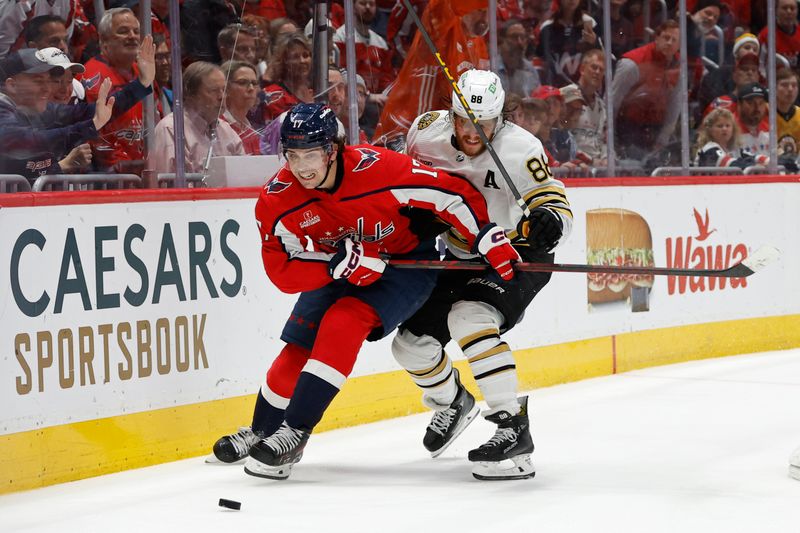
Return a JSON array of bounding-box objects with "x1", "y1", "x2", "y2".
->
[{"x1": 406, "y1": 110, "x2": 573, "y2": 259}]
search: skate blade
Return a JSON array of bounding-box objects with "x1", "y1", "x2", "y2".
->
[
  {"x1": 243, "y1": 457, "x2": 293, "y2": 480},
  {"x1": 204, "y1": 453, "x2": 245, "y2": 465},
  {"x1": 471, "y1": 453, "x2": 535, "y2": 481},
  {"x1": 430, "y1": 403, "x2": 481, "y2": 458}
]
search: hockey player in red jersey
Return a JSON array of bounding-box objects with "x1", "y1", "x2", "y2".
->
[{"x1": 210, "y1": 103, "x2": 520, "y2": 480}]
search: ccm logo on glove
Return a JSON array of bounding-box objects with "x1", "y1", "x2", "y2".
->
[
  {"x1": 329, "y1": 238, "x2": 386, "y2": 286},
  {"x1": 474, "y1": 223, "x2": 521, "y2": 281}
]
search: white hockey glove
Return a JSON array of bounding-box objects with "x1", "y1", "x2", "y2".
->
[
  {"x1": 328, "y1": 238, "x2": 386, "y2": 287},
  {"x1": 473, "y1": 223, "x2": 521, "y2": 281}
]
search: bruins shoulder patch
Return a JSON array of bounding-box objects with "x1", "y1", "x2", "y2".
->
[{"x1": 417, "y1": 111, "x2": 440, "y2": 130}]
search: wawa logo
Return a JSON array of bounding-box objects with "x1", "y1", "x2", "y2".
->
[{"x1": 664, "y1": 208, "x2": 748, "y2": 295}]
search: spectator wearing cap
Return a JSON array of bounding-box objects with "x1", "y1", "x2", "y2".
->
[
  {"x1": 701, "y1": 51, "x2": 761, "y2": 119},
  {"x1": 697, "y1": 32, "x2": 760, "y2": 116},
  {"x1": 611, "y1": 20, "x2": 681, "y2": 159},
  {"x1": 570, "y1": 48, "x2": 606, "y2": 165},
  {"x1": 38, "y1": 47, "x2": 84, "y2": 104},
  {"x1": 518, "y1": 97, "x2": 549, "y2": 138},
  {"x1": 218, "y1": 24, "x2": 259, "y2": 66},
  {"x1": 0, "y1": 47, "x2": 152, "y2": 182},
  {"x1": 734, "y1": 82, "x2": 769, "y2": 159},
  {"x1": 531, "y1": 84, "x2": 580, "y2": 168},
  {"x1": 536, "y1": 0, "x2": 601, "y2": 86},
  {"x1": 497, "y1": 19, "x2": 541, "y2": 98},
  {"x1": 79, "y1": 8, "x2": 154, "y2": 174},
  {"x1": 758, "y1": 0, "x2": 800, "y2": 69},
  {"x1": 776, "y1": 69, "x2": 800, "y2": 158},
  {"x1": 149, "y1": 61, "x2": 244, "y2": 177},
  {"x1": 220, "y1": 60, "x2": 262, "y2": 155},
  {"x1": 334, "y1": 0, "x2": 394, "y2": 99},
  {"x1": 25, "y1": 15, "x2": 85, "y2": 104}
]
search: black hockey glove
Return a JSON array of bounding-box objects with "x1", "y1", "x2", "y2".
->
[{"x1": 516, "y1": 208, "x2": 563, "y2": 252}]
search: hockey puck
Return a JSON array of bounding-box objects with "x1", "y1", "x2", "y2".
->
[{"x1": 218, "y1": 498, "x2": 241, "y2": 510}]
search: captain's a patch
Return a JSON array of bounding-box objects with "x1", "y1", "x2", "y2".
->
[{"x1": 417, "y1": 111, "x2": 440, "y2": 130}]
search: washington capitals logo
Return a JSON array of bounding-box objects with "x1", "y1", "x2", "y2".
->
[
  {"x1": 263, "y1": 90, "x2": 283, "y2": 105},
  {"x1": 352, "y1": 148, "x2": 380, "y2": 172},
  {"x1": 83, "y1": 72, "x2": 101, "y2": 90},
  {"x1": 265, "y1": 177, "x2": 292, "y2": 193}
]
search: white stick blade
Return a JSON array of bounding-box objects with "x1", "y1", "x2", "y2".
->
[{"x1": 742, "y1": 245, "x2": 781, "y2": 273}]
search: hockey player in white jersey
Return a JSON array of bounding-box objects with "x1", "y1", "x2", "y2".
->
[{"x1": 391, "y1": 69, "x2": 573, "y2": 480}]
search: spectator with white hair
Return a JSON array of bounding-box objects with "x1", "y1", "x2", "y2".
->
[{"x1": 79, "y1": 8, "x2": 153, "y2": 174}]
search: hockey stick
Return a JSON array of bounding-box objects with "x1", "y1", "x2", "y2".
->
[
  {"x1": 400, "y1": 0, "x2": 531, "y2": 218},
  {"x1": 388, "y1": 245, "x2": 780, "y2": 278}
]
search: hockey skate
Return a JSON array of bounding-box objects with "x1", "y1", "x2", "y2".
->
[
  {"x1": 206, "y1": 426, "x2": 263, "y2": 464},
  {"x1": 468, "y1": 396, "x2": 535, "y2": 481},
  {"x1": 244, "y1": 422, "x2": 310, "y2": 480},
  {"x1": 423, "y1": 368, "x2": 480, "y2": 457}
]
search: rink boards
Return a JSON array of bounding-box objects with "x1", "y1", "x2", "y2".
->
[{"x1": 1, "y1": 176, "x2": 799, "y2": 493}]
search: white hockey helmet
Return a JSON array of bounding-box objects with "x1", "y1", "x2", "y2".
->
[{"x1": 451, "y1": 69, "x2": 505, "y2": 121}]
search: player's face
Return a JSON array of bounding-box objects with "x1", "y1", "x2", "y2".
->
[
  {"x1": 709, "y1": 117, "x2": 733, "y2": 146},
  {"x1": 285, "y1": 147, "x2": 335, "y2": 189},
  {"x1": 453, "y1": 114, "x2": 496, "y2": 157}
]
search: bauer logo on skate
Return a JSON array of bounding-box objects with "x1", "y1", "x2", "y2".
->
[{"x1": 665, "y1": 208, "x2": 748, "y2": 295}]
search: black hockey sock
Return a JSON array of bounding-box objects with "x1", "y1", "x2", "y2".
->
[
  {"x1": 251, "y1": 390, "x2": 285, "y2": 436},
  {"x1": 283, "y1": 371, "x2": 340, "y2": 432}
]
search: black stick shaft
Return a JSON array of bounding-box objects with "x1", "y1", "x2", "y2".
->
[{"x1": 387, "y1": 259, "x2": 757, "y2": 278}]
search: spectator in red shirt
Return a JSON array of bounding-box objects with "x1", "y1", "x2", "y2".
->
[
  {"x1": 334, "y1": 0, "x2": 394, "y2": 95},
  {"x1": 256, "y1": 32, "x2": 312, "y2": 124},
  {"x1": 758, "y1": 0, "x2": 800, "y2": 69},
  {"x1": 221, "y1": 59, "x2": 261, "y2": 155},
  {"x1": 611, "y1": 20, "x2": 681, "y2": 159},
  {"x1": 80, "y1": 7, "x2": 151, "y2": 173}
]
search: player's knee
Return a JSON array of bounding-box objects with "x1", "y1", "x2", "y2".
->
[
  {"x1": 392, "y1": 329, "x2": 442, "y2": 371},
  {"x1": 448, "y1": 300, "x2": 504, "y2": 343}
]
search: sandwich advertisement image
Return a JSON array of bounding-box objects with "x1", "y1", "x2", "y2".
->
[{"x1": 586, "y1": 208, "x2": 654, "y2": 312}]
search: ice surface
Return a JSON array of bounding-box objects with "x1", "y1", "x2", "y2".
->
[{"x1": 3, "y1": 349, "x2": 799, "y2": 533}]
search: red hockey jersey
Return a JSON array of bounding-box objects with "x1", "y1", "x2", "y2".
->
[
  {"x1": 255, "y1": 144, "x2": 490, "y2": 294},
  {"x1": 80, "y1": 56, "x2": 144, "y2": 171}
]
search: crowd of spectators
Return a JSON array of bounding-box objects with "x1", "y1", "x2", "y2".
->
[{"x1": 1, "y1": 0, "x2": 798, "y2": 189}]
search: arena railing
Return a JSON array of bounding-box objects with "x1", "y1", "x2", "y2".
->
[
  {"x1": 31, "y1": 174, "x2": 142, "y2": 192},
  {"x1": 0, "y1": 174, "x2": 32, "y2": 193}
]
